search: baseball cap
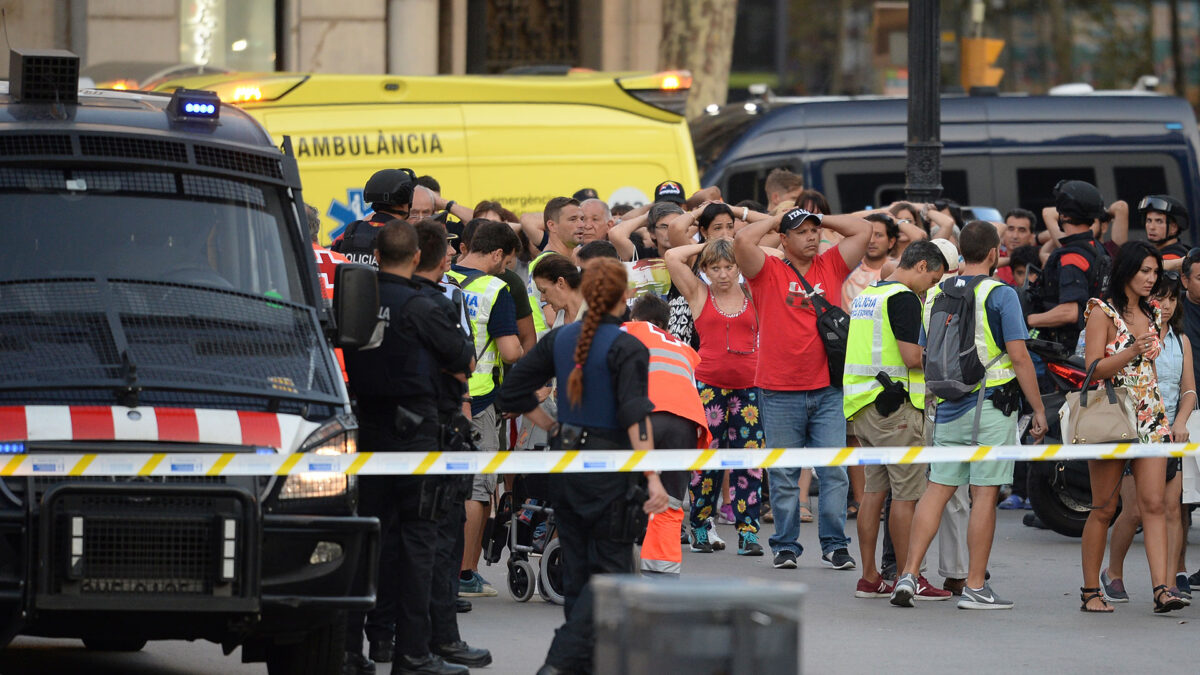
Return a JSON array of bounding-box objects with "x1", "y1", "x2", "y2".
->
[
  {"x1": 1054, "y1": 179, "x2": 1106, "y2": 222},
  {"x1": 930, "y1": 238, "x2": 961, "y2": 280},
  {"x1": 653, "y1": 180, "x2": 686, "y2": 205},
  {"x1": 572, "y1": 187, "x2": 599, "y2": 202},
  {"x1": 779, "y1": 208, "x2": 822, "y2": 234}
]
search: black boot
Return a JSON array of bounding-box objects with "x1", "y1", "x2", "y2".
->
[
  {"x1": 391, "y1": 653, "x2": 468, "y2": 675},
  {"x1": 454, "y1": 598, "x2": 472, "y2": 613},
  {"x1": 433, "y1": 640, "x2": 492, "y2": 667},
  {"x1": 369, "y1": 637, "x2": 395, "y2": 663},
  {"x1": 344, "y1": 652, "x2": 377, "y2": 675}
]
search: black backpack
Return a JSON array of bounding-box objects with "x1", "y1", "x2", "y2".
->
[
  {"x1": 1029, "y1": 238, "x2": 1111, "y2": 317},
  {"x1": 925, "y1": 276, "x2": 1004, "y2": 402}
]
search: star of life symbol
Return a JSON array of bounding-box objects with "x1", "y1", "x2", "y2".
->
[{"x1": 326, "y1": 188, "x2": 370, "y2": 242}]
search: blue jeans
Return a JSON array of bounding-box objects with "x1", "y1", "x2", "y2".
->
[{"x1": 761, "y1": 387, "x2": 850, "y2": 556}]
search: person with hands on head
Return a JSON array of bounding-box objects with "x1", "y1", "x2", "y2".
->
[
  {"x1": 1078, "y1": 240, "x2": 1186, "y2": 614},
  {"x1": 668, "y1": 201, "x2": 772, "y2": 249},
  {"x1": 665, "y1": 238, "x2": 768, "y2": 556},
  {"x1": 1042, "y1": 199, "x2": 1129, "y2": 258},
  {"x1": 734, "y1": 206, "x2": 872, "y2": 572},
  {"x1": 495, "y1": 258, "x2": 667, "y2": 675},
  {"x1": 518, "y1": 197, "x2": 583, "y2": 260}
]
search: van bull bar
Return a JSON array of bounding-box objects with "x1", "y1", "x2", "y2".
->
[{"x1": 0, "y1": 442, "x2": 1194, "y2": 477}]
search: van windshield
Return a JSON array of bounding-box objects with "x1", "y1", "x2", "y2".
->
[
  {"x1": 691, "y1": 110, "x2": 761, "y2": 177},
  {"x1": 0, "y1": 167, "x2": 342, "y2": 409}
]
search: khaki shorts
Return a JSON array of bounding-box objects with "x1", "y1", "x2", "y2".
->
[
  {"x1": 470, "y1": 404, "x2": 500, "y2": 502},
  {"x1": 851, "y1": 401, "x2": 927, "y2": 501}
]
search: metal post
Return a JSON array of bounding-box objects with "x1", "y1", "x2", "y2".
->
[{"x1": 905, "y1": 0, "x2": 942, "y2": 203}]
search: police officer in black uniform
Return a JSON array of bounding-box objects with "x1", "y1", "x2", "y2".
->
[
  {"x1": 1027, "y1": 179, "x2": 1111, "y2": 351},
  {"x1": 332, "y1": 168, "x2": 417, "y2": 267},
  {"x1": 410, "y1": 218, "x2": 493, "y2": 669},
  {"x1": 496, "y1": 258, "x2": 669, "y2": 675},
  {"x1": 1139, "y1": 194, "x2": 1191, "y2": 261},
  {"x1": 342, "y1": 219, "x2": 474, "y2": 675}
]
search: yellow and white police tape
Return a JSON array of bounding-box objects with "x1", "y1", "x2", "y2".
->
[{"x1": 0, "y1": 442, "x2": 1195, "y2": 476}]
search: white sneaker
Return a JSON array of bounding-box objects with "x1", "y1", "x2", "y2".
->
[{"x1": 706, "y1": 518, "x2": 726, "y2": 551}]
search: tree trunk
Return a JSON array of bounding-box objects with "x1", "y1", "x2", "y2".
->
[
  {"x1": 1048, "y1": 0, "x2": 1072, "y2": 83},
  {"x1": 1170, "y1": 0, "x2": 1185, "y2": 95},
  {"x1": 659, "y1": 0, "x2": 738, "y2": 120}
]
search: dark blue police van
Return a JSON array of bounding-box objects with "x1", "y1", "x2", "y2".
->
[
  {"x1": 694, "y1": 90, "x2": 1200, "y2": 232},
  {"x1": 0, "y1": 50, "x2": 377, "y2": 674}
]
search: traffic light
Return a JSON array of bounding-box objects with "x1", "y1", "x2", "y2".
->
[{"x1": 961, "y1": 38, "x2": 1005, "y2": 89}]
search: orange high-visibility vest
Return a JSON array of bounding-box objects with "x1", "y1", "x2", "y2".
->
[
  {"x1": 640, "y1": 504, "x2": 683, "y2": 576},
  {"x1": 313, "y1": 243, "x2": 349, "y2": 381},
  {"x1": 622, "y1": 321, "x2": 712, "y2": 449}
]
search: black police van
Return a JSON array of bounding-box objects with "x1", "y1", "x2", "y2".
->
[
  {"x1": 0, "y1": 50, "x2": 377, "y2": 673},
  {"x1": 694, "y1": 89, "x2": 1200, "y2": 236}
]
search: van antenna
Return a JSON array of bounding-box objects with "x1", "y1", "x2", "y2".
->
[{"x1": 1, "y1": 9, "x2": 10, "y2": 52}]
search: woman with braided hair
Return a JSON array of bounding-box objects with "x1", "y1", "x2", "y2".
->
[{"x1": 497, "y1": 257, "x2": 668, "y2": 675}]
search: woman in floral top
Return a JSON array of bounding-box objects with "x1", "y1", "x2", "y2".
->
[{"x1": 1078, "y1": 241, "x2": 1185, "y2": 614}]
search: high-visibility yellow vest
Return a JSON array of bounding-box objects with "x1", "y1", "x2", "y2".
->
[
  {"x1": 843, "y1": 282, "x2": 926, "y2": 419},
  {"x1": 528, "y1": 251, "x2": 558, "y2": 338},
  {"x1": 923, "y1": 277, "x2": 1016, "y2": 399},
  {"x1": 446, "y1": 268, "x2": 509, "y2": 398}
]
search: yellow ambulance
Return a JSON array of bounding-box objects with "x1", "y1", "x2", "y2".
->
[{"x1": 154, "y1": 70, "x2": 699, "y2": 244}]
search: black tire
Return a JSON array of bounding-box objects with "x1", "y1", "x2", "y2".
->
[
  {"x1": 509, "y1": 559, "x2": 536, "y2": 602},
  {"x1": 537, "y1": 538, "x2": 564, "y2": 605},
  {"x1": 265, "y1": 612, "x2": 346, "y2": 675},
  {"x1": 1026, "y1": 462, "x2": 1088, "y2": 538},
  {"x1": 82, "y1": 637, "x2": 147, "y2": 652}
]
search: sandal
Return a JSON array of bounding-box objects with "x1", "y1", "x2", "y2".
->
[
  {"x1": 846, "y1": 500, "x2": 860, "y2": 520},
  {"x1": 1154, "y1": 585, "x2": 1186, "y2": 613},
  {"x1": 1079, "y1": 587, "x2": 1112, "y2": 613},
  {"x1": 799, "y1": 501, "x2": 814, "y2": 523}
]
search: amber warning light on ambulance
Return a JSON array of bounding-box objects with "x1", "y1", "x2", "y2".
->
[
  {"x1": 617, "y1": 70, "x2": 692, "y2": 116},
  {"x1": 202, "y1": 75, "x2": 307, "y2": 104}
]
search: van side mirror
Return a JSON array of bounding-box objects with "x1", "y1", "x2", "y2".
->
[{"x1": 333, "y1": 264, "x2": 380, "y2": 349}]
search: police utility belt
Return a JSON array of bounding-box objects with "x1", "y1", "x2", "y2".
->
[
  {"x1": 554, "y1": 423, "x2": 650, "y2": 544},
  {"x1": 394, "y1": 403, "x2": 478, "y2": 521}
]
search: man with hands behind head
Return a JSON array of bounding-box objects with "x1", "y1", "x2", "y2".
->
[{"x1": 734, "y1": 206, "x2": 873, "y2": 572}]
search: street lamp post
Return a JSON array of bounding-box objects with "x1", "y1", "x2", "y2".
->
[{"x1": 906, "y1": 0, "x2": 942, "y2": 204}]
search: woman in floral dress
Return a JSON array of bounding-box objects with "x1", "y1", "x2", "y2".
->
[{"x1": 1078, "y1": 240, "x2": 1185, "y2": 613}]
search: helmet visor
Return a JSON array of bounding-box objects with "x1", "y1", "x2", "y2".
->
[{"x1": 1139, "y1": 196, "x2": 1173, "y2": 213}]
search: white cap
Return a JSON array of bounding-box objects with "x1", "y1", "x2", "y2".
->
[{"x1": 930, "y1": 238, "x2": 960, "y2": 280}]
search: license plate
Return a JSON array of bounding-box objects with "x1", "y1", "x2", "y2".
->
[{"x1": 80, "y1": 578, "x2": 205, "y2": 593}]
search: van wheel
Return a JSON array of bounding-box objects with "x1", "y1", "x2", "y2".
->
[
  {"x1": 83, "y1": 637, "x2": 147, "y2": 652},
  {"x1": 265, "y1": 612, "x2": 346, "y2": 675}
]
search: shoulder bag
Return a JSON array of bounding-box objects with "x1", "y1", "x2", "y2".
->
[
  {"x1": 1061, "y1": 359, "x2": 1138, "y2": 444},
  {"x1": 784, "y1": 260, "x2": 849, "y2": 385}
]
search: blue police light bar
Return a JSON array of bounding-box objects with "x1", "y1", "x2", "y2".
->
[
  {"x1": 167, "y1": 88, "x2": 221, "y2": 124},
  {"x1": 0, "y1": 442, "x2": 24, "y2": 454}
]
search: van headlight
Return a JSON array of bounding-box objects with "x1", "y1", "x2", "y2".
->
[{"x1": 279, "y1": 416, "x2": 357, "y2": 500}]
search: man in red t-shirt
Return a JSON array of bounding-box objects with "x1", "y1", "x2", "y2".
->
[{"x1": 734, "y1": 206, "x2": 871, "y2": 571}]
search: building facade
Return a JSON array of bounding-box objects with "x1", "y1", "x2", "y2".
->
[{"x1": 0, "y1": 0, "x2": 664, "y2": 77}]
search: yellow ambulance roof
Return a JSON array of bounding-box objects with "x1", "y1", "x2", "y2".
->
[{"x1": 154, "y1": 71, "x2": 689, "y2": 123}]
